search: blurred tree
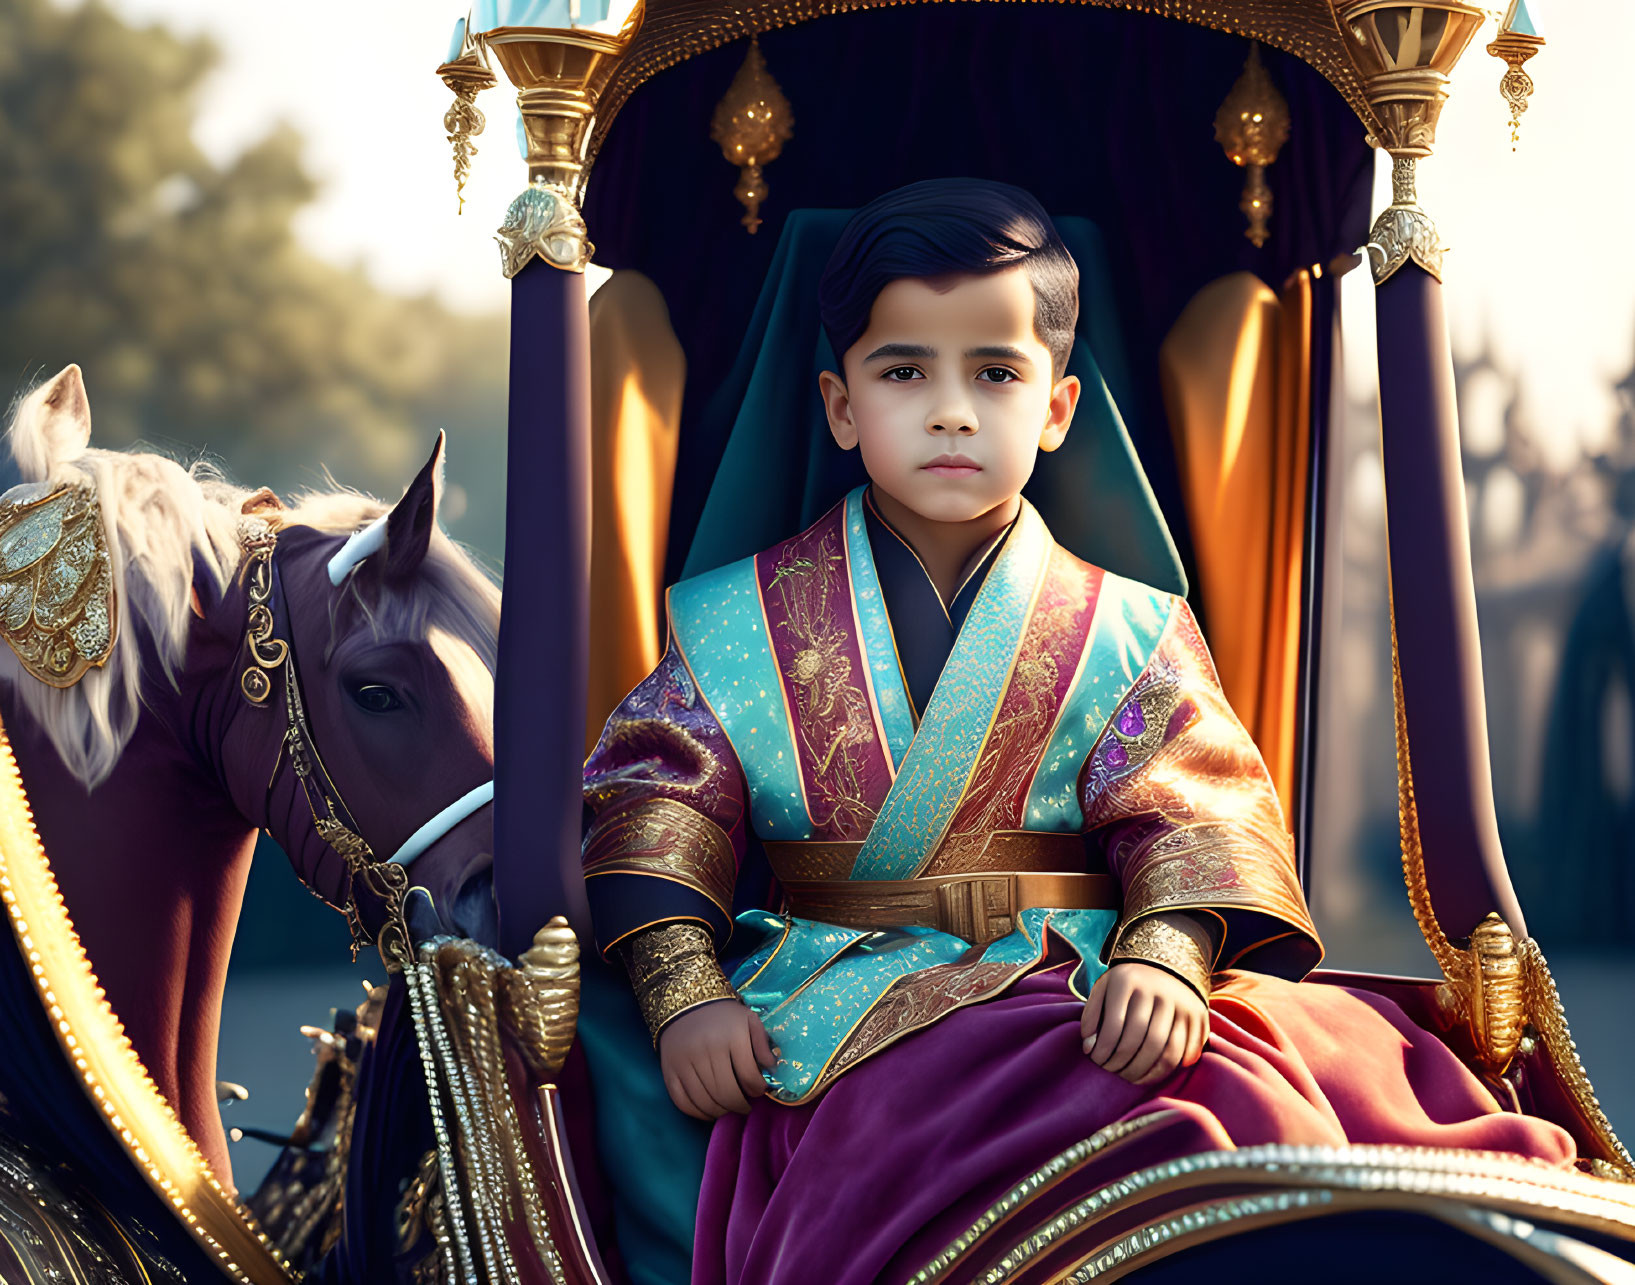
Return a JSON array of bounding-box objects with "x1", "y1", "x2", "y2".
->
[{"x1": 0, "y1": 0, "x2": 508, "y2": 561}]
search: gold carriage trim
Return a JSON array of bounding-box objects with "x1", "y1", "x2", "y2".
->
[
  {"x1": 583, "y1": 796, "x2": 737, "y2": 917},
  {"x1": 587, "y1": 1, "x2": 1386, "y2": 174},
  {"x1": 907, "y1": 1135, "x2": 1635, "y2": 1283},
  {"x1": 0, "y1": 715, "x2": 295, "y2": 1282},
  {"x1": 1389, "y1": 595, "x2": 1635, "y2": 1178}
]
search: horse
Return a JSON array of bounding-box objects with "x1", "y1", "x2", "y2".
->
[{"x1": 0, "y1": 363, "x2": 500, "y2": 1210}]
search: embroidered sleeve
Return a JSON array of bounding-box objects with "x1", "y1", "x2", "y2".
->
[
  {"x1": 1079, "y1": 598, "x2": 1322, "y2": 980},
  {"x1": 583, "y1": 637, "x2": 750, "y2": 957}
]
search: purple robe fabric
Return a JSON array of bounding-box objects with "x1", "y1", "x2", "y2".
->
[{"x1": 692, "y1": 964, "x2": 1575, "y2": 1285}]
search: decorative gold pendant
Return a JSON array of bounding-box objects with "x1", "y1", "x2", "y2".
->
[
  {"x1": 710, "y1": 37, "x2": 794, "y2": 235},
  {"x1": 437, "y1": 20, "x2": 498, "y2": 216},
  {"x1": 1213, "y1": 42, "x2": 1290, "y2": 249},
  {"x1": 1486, "y1": 0, "x2": 1544, "y2": 150},
  {"x1": 0, "y1": 484, "x2": 116, "y2": 689}
]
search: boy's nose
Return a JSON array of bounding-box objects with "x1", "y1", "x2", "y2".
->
[{"x1": 924, "y1": 401, "x2": 977, "y2": 435}]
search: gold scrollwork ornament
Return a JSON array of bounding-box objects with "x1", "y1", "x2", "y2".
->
[
  {"x1": 496, "y1": 180, "x2": 593, "y2": 277},
  {"x1": 238, "y1": 517, "x2": 286, "y2": 704}
]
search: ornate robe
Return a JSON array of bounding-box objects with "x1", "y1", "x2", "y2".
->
[{"x1": 583, "y1": 486, "x2": 1319, "y2": 1104}]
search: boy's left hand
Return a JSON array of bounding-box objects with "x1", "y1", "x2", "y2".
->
[{"x1": 1080, "y1": 961, "x2": 1208, "y2": 1085}]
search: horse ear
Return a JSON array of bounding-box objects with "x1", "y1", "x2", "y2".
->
[
  {"x1": 11, "y1": 365, "x2": 92, "y2": 483},
  {"x1": 382, "y1": 432, "x2": 445, "y2": 585}
]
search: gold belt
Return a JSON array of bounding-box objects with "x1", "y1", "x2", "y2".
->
[{"x1": 778, "y1": 871, "x2": 1119, "y2": 947}]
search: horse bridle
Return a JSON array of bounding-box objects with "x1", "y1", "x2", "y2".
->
[{"x1": 235, "y1": 514, "x2": 493, "y2": 970}]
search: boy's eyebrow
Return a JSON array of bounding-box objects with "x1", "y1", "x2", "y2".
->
[
  {"x1": 862, "y1": 342, "x2": 936, "y2": 362},
  {"x1": 965, "y1": 345, "x2": 1034, "y2": 364}
]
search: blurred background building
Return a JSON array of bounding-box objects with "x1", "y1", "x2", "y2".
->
[{"x1": 3, "y1": 0, "x2": 1629, "y2": 1192}]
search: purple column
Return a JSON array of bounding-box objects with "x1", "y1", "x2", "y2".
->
[
  {"x1": 494, "y1": 258, "x2": 593, "y2": 959},
  {"x1": 1374, "y1": 265, "x2": 1526, "y2": 942}
]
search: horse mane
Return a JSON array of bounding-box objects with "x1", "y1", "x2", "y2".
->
[{"x1": 3, "y1": 388, "x2": 499, "y2": 789}]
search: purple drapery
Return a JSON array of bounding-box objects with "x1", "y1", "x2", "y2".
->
[
  {"x1": 1375, "y1": 265, "x2": 1526, "y2": 941},
  {"x1": 496, "y1": 258, "x2": 594, "y2": 959}
]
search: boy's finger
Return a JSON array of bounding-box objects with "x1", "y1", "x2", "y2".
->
[
  {"x1": 1102, "y1": 994, "x2": 1158, "y2": 1076},
  {"x1": 1120, "y1": 1008, "x2": 1173, "y2": 1083},
  {"x1": 1136, "y1": 1022, "x2": 1190, "y2": 1086},
  {"x1": 663, "y1": 1072, "x2": 706, "y2": 1120},
  {"x1": 729, "y1": 1033, "x2": 770, "y2": 1103},
  {"x1": 1080, "y1": 974, "x2": 1109, "y2": 1046},
  {"x1": 1087, "y1": 988, "x2": 1126, "y2": 1063},
  {"x1": 1185, "y1": 1014, "x2": 1209, "y2": 1066},
  {"x1": 707, "y1": 1049, "x2": 751, "y2": 1115},
  {"x1": 749, "y1": 1016, "x2": 779, "y2": 1069},
  {"x1": 673, "y1": 1067, "x2": 716, "y2": 1120}
]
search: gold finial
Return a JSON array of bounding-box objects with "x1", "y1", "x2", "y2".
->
[
  {"x1": 1485, "y1": 0, "x2": 1544, "y2": 150},
  {"x1": 498, "y1": 916, "x2": 582, "y2": 1080},
  {"x1": 1213, "y1": 43, "x2": 1291, "y2": 249},
  {"x1": 710, "y1": 37, "x2": 794, "y2": 235},
  {"x1": 1333, "y1": 1, "x2": 1488, "y2": 283},
  {"x1": 483, "y1": 2, "x2": 647, "y2": 276},
  {"x1": 437, "y1": 22, "x2": 498, "y2": 216}
]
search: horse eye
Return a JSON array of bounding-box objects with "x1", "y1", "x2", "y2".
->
[{"x1": 350, "y1": 683, "x2": 403, "y2": 714}]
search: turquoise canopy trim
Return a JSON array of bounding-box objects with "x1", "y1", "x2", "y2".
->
[
  {"x1": 849, "y1": 501, "x2": 1052, "y2": 881},
  {"x1": 842, "y1": 488, "x2": 914, "y2": 772},
  {"x1": 682, "y1": 208, "x2": 1186, "y2": 598},
  {"x1": 667, "y1": 558, "x2": 813, "y2": 840},
  {"x1": 726, "y1": 906, "x2": 1119, "y2": 1102},
  {"x1": 1023, "y1": 574, "x2": 1178, "y2": 833}
]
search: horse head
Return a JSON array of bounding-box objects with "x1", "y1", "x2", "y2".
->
[
  {"x1": 0, "y1": 365, "x2": 500, "y2": 1183},
  {"x1": 214, "y1": 433, "x2": 501, "y2": 953}
]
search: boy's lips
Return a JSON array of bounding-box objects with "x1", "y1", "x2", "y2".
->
[{"x1": 922, "y1": 453, "x2": 981, "y2": 476}]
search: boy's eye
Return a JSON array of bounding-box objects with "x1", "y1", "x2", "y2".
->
[
  {"x1": 881, "y1": 366, "x2": 923, "y2": 382},
  {"x1": 977, "y1": 367, "x2": 1020, "y2": 384}
]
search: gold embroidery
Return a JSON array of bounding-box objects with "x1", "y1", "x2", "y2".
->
[
  {"x1": 929, "y1": 553, "x2": 1095, "y2": 874},
  {"x1": 583, "y1": 797, "x2": 736, "y2": 915},
  {"x1": 766, "y1": 530, "x2": 879, "y2": 835},
  {"x1": 615, "y1": 921, "x2": 738, "y2": 1043},
  {"x1": 822, "y1": 958, "x2": 1025, "y2": 1088},
  {"x1": 1110, "y1": 915, "x2": 1213, "y2": 1000}
]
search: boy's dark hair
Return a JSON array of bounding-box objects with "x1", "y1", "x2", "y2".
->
[{"x1": 818, "y1": 179, "x2": 1079, "y2": 380}]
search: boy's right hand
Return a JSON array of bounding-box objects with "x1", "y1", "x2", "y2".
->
[{"x1": 657, "y1": 1000, "x2": 779, "y2": 1119}]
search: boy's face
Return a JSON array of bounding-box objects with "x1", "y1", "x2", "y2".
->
[{"x1": 819, "y1": 267, "x2": 1079, "y2": 526}]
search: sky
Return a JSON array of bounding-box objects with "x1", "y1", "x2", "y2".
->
[{"x1": 87, "y1": 0, "x2": 1631, "y2": 469}]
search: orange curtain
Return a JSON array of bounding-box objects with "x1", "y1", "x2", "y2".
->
[
  {"x1": 585, "y1": 270, "x2": 685, "y2": 755},
  {"x1": 1159, "y1": 270, "x2": 1313, "y2": 819}
]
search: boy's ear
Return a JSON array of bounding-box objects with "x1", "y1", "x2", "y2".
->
[
  {"x1": 818, "y1": 370, "x2": 859, "y2": 451},
  {"x1": 1039, "y1": 374, "x2": 1080, "y2": 454}
]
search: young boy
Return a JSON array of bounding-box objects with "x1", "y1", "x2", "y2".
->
[{"x1": 583, "y1": 180, "x2": 1570, "y2": 1284}]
